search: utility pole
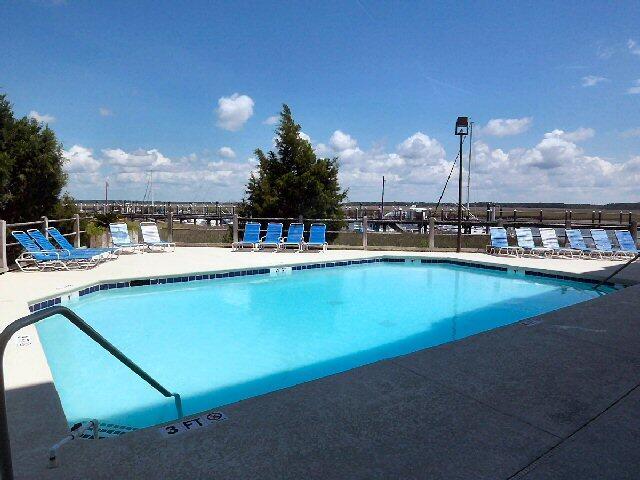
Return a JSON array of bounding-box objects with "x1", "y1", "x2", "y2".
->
[
  {"x1": 466, "y1": 122, "x2": 473, "y2": 215},
  {"x1": 380, "y1": 176, "x2": 385, "y2": 220},
  {"x1": 150, "y1": 170, "x2": 154, "y2": 208},
  {"x1": 104, "y1": 179, "x2": 109, "y2": 214}
]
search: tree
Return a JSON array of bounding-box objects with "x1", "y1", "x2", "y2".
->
[
  {"x1": 243, "y1": 104, "x2": 347, "y2": 219},
  {"x1": 0, "y1": 93, "x2": 67, "y2": 222}
]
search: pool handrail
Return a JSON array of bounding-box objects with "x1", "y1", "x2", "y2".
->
[{"x1": 0, "y1": 306, "x2": 183, "y2": 480}]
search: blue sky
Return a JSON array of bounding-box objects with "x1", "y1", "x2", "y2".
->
[{"x1": 1, "y1": 0, "x2": 639, "y2": 203}]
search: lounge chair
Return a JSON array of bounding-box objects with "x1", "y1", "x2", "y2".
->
[
  {"x1": 590, "y1": 229, "x2": 621, "y2": 259},
  {"x1": 515, "y1": 227, "x2": 553, "y2": 257},
  {"x1": 27, "y1": 229, "x2": 103, "y2": 268},
  {"x1": 11, "y1": 231, "x2": 68, "y2": 271},
  {"x1": 140, "y1": 222, "x2": 176, "y2": 252},
  {"x1": 279, "y1": 223, "x2": 304, "y2": 251},
  {"x1": 109, "y1": 223, "x2": 144, "y2": 252},
  {"x1": 258, "y1": 223, "x2": 283, "y2": 250},
  {"x1": 565, "y1": 229, "x2": 602, "y2": 259},
  {"x1": 232, "y1": 222, "x2": 261, "y2": 251},
  {"x1": 487, "y1": 227, "x2": 523, "y2": 256},
  {"x1": 304, "y1": 223, "x2": 328, "y2": 252},
  {"x1": 614, "y1": 230, "x2": 639, "y2": 258},
  {"x1": 539, "y1": 228, "x2": 580, "y2": 258},
  {"x1": 46, "y1": 226, "x2": 120, "y2": 259}
]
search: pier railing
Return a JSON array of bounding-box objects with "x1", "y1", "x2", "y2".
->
[{"x1": 2, "y1": 208, "x2": 637, "y2": 270}]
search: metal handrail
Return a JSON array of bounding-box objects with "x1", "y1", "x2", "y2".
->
[
  {"x1": 594, "y1": 252, "x2": 640, "y2": 290},
  {"x1": 0, "y1": 306, "x2": 183, "y2": 480}
]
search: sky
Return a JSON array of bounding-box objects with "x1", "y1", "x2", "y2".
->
[{"x1": 1, "y1": 0, "x2": 639, "y2": 204}]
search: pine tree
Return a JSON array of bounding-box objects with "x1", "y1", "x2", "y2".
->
[
  {"x1": 243, "y1": 104, "x2": 347, "y2": 219},
  {"x1": 0, "y1": 93, "x2": 68, "y2": 222}
]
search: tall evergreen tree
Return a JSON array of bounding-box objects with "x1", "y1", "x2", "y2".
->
[
  {"x1": 0, "y1": 93, "x2": 67, "y2": 222},
  {"x1": 243, "y1": 104, "x2": 347, "y2": 218}
]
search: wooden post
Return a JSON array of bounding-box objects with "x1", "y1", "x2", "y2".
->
[
  {"x1": 591, "y1": 211, "x2": 595, "y2": 225},
  {"x1": 0, "y1": 220, "x2": 7, "y2": 273},
  {"x1": 167, "y1": 211, "x2": 173, "y2": 242},
  {"x1": 73, "y1": 214, "x2": 81, "y2": 248},
  {"x1": 513, "y1": 209, "x2": 517, "y2": 222},
  {"x1": 630, "y1": 220, "x2": 638, "y2": 244},
  {"x1": 539, "y1": 210, "x2": 543, "y2": 223},
  {"x1": 41, "y1": 216, "x2": 49, "y2": 238},
  {"x1": 598, "y1": 211, "x2": 602, "y2": 225},
  {"x1": 232, "y1": 214, "x2": 238, "y2": 244},
  {"x1": 619, "y1": 211, "x2": 623, "y2": 225},
  {"x1": 362, "y1": 215, "x2": 368, "y2": 250},
  {"x1": 428, "y1": 216, "x2": 435, "y2": 249}
]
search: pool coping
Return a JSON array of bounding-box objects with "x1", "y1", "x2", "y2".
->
[{"x1": 26, "y1": 255, "x2": 624, "y2": 314}]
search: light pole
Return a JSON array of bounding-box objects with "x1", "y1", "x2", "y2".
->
[
  {"x1": 380, "y1": 176, "x2": 385, "y2": 220},
  {"x1": 454, "y1": 117, "x2": 469, "y2": 253}
]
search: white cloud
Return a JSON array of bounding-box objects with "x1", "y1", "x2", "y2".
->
[
  {"x1": 581, "y1": 75, "x2": 608, "y2": 87},
  {"x1": 99, "y1": 107, "x2": 113, "y2": 116},
  {"x1": 596, "y1": 44, "x2": 614, "y2": 59},
  {"x1": 217, "y1": 146, "x2": 236, "y2": 159},
  {"x1": 629, "y1": 39, "x2": 640, "y2": 56},
  {"x1": 28, "y1": 110, "x2": 55, "y2": 123},
  {"x1": 329, "y1": 130, "x2": 358, "y2": 151},
  {"x1": 215, "y1": 93, "x2": 254, "y2": 131},
  {"x1": 621, "y1": 127, "x2": 640, "y2": 138},
  {"x1": 103, "y1": 148, "x2": 172, "y2": 170},
  {"x1": 396, "y1": 133, "x2": 446, "y2": 165},
  {"x1": 299, "y1": 131, "x2": 311, "y2": 143},
  {"x1": 627, "y1": 79, "x2": 640, "y2": 95},
  {"x1": 63, "y1": 145, "x2": 101, "y2": 172},
  {"x1": 550, "y1": 127, "x2": 595, "y2": 142},
  {"x1": 263, "y1": 115, "x2": 278, "y2": 125},
  {"x1": 481, "y1": 117, "x2": 532, "y2": 137}
]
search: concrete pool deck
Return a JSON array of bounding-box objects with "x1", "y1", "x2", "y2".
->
[{"x1": 1, "y1": 248, "x2": 639, "y2": 479}]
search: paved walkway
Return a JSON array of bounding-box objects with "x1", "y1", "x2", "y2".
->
[{"x1": 1, "y1": 248, "x2": 639, "y2": 479}]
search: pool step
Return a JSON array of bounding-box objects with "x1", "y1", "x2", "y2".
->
[{"x1": 78, "y1": 422, "x2": 137, "y2": 439}]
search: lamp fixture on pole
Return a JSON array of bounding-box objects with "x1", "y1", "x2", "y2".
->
[{"x1": 454, "y1": 117, "x2": 469, "y2": 253}]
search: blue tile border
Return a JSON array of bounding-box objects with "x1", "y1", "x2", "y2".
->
[{"x1": 27, "y1": 256, "x2": 616, "y2": 313}]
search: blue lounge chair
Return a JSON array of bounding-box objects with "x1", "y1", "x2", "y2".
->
[
  {"x1": 258, "y1": 223, "x2": 283, "y2": 250},
  {"x1": 140, "y1": 222, "x2": 176, "y2": 252},
  {"x1": 539, "y1": 228, "x2": 580, "y2": 258},
  {"x1": 304, "y1": 223, "x2": 328, "y2": 252},
  {"x1": 565, "y1": 229, "x2": 601, "y2": 259},
  {"x1": 515, "y1": 227, "x2": 553, "y2": 257},
  {"x1": 232, "y1": 222, "x2": 261, "y2": 251},
  {"x1": 109, "y1": 223, "x2": 143, "y2": 252},
  {"x1": 590, "y1": 229, "x2": 621, "y2": 259},
  {"x1": 11, "y1": 231, "x2": 68, "y2": 271},
  {"x1": 279, "y1": 223, "x2": 304, "y2": 251},
  {"x1": 487, "y1": 227, "x2": 522, "y2": 256},
  {"x1": 27, "y1": 229, "x2": 103, "y2": 268},
  {"x1": 614, "y1": 230, "x2": 639, "y2": 258},
  {"x1": 46, "y1": 226, "x2": 119, "y2": 259}
]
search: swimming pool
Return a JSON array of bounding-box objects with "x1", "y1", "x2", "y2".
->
[{"x1": 36, "y1": 260, "x2": 608, "y2": 429}]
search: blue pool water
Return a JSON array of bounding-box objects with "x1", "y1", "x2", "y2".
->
[{"x1": 37, "y1": 262, "x2": 607, "y2": 429}]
